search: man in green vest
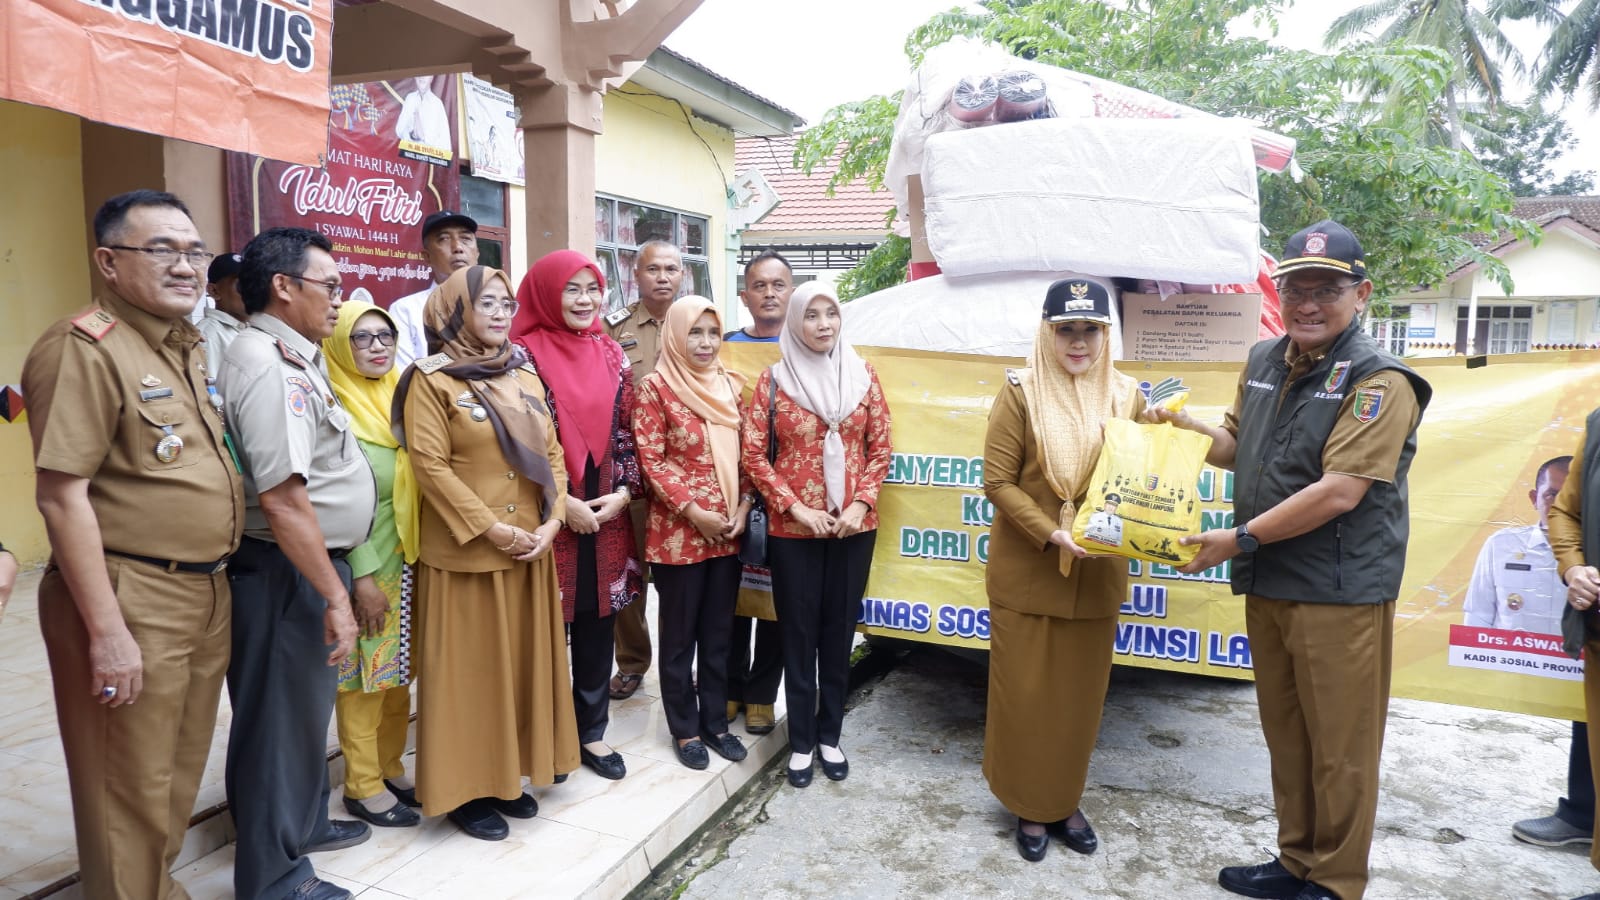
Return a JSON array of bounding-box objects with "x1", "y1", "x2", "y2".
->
[{"x1": 1155, "y1": 220, "x2": 1431, "y2": 900}]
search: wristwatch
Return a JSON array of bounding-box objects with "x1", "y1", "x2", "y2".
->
[{"x1": 1235, "y1": 523, "x2": 1259, "y2": 553}]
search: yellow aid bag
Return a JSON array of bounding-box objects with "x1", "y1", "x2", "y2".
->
[{"x1": 1071, "y1": 418, "x2": 1213, "y2": 566}]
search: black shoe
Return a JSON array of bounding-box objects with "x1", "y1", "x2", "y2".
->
[
  {"x1": 580, "y1": 746, "x2": 627, "y2": 780},
  {"x1": 675, "y1": 739, "x2": 710, "y2": 770},
  {"x1": 287, "y1": 877, "x2": 353, "y2": 900},
  {"x1": 1295, "y1": 882, "x2": 1339, "y2": 900},
  {"x1": 1048, "y1": 815, "x2": 1097, "y2": 855},
  {"x1": 447, "y1": 798, "x2": 509, "y2": 841},
  {"x1": 383, "y1": 779, "x2": 419, "y2": 808},
  {"x1": 342, "y1": 795, "x2": 420, "y2": 828},
  {"x1": 1219, "y1": 858, "x2": 1305, "y2": 899},
  {"x1": 302, "y1": 819, "x2": 371, "y2": 853},
  {"x1": 1015, "y1": 821, "x2": 1049, "y2": 862},
  {"x1": 819, "y1": 752, "x2": 849, "y2": 782},
  {"x1": 701, "y1": 731, "x2": 748, "y2": 762},
  {"x1": 487, "y1": 792, "x2": 538, "y2": 819},
  {"x1": 786, "y1": 759, "x2": 814, "y2": 788}
]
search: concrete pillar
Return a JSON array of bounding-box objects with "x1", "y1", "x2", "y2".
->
[{"x1": 519, "y1": 81, "x2": 604, "y2": 262}]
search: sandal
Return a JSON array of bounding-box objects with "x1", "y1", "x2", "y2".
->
[{"x1": 609, "y1": 672, "x2": 644, "y2": 700}]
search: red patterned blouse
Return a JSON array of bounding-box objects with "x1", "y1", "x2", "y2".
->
[
  {"x1": 632, "y1": 374, "x2": 754, "y2": 565},
  {"x1": 740, "y1": 365, "x2": 893, "y2": 540}
]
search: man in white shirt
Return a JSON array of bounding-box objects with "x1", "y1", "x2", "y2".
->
[
  {"x1": 1463, "y1": 456, "x2": 1570, "y2": 634},
  {"x1": 389, "y1": 210, "x2": 478, "y2": 368},
  {"x1": 197, "y1": 252, "x2": 248, "y2": 372},
  {"x1": 394, "y1": 74, "x2": 452, "y2": 153}
]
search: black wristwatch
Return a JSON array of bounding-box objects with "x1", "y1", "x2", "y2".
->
[{"x1": 1234, "y1": 523, "x2": 1259, "y2": 553}]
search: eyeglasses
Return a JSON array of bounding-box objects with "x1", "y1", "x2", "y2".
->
[
  {"x1": 105, "y1": 245, "x2": 215, "y2": 268},
  {"x1": 1281, "y1": 282, "x2": 1360, "y2": 305},
  {"x1": 280, "y1": 274, "x2": 344, "y2": 302},
  {"x1": 473, "y1": 299, "x2": 519, "y2": 317},
  {"x1": 350, "y1": 329, "x2": 396, "y2": 349},
  {"x1": 562, "y1": 284, "x2": 605, "y2": 300}
]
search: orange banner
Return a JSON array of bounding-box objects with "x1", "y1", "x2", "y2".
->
[{"x1": 3, "y1": 0, "x2": 333, "y2": 165}]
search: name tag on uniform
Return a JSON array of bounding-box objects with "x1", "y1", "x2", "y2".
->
[
  {"x1": 1505, "y1": 562, "x2": 1533, "y2": 571},
  {"x1": 139, "y1": 387, "x2": 174, "y2": 401}
]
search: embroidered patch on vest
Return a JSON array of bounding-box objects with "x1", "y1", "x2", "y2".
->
[
  {"x1": 1324, "y1": 360, "x2": 1352, "y2": 392},
  {"x1": 1353, "y1": 386, "x2": 1385, "y2": 423}
]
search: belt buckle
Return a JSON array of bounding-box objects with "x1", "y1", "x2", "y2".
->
[{"x1": 211, "y1": 559, "x2": 228, "y2": 575}]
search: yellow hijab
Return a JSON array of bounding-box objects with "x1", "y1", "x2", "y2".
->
[
  {"x1": 1017, "y1": 319, "x2": 1138, "y2": 575},
  {"x1": 323, "y1": 301, "x2": 420, "y2": 564}
]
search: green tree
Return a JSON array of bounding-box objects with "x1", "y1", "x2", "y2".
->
[
  {"x1": 1467, "y1": 100, "x2": 1597, "y2": 194},
  {"x1": 795, "y1": 0, "x2": 1533, "y2": 304},
  {"x1": 1504, "y1": 0, "x2": 1600, "y2": 108}
]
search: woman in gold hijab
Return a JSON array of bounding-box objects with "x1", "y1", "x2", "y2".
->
[
  {"x1": 323, "y1": 301, "x2": 422, "y2": 828},
  {"x1": 392, "y1": 265, "x2": 578, "y2": 842},
  {"x1": 981, "y1": 277, "x2": 1143, "y2": 862}
]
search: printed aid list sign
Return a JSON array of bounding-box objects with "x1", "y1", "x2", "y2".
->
[
  {"x1": 4, "y1": 0, "x2": 333, "y2": 165},
  {"x1": 227, "y1": 78, "x2": 461, "y2": 308}
]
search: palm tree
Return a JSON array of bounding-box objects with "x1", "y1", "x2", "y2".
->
[
  {"x1": 1506, "y1": 0, "x2": 1600, "y2": 109},
  {"x1": 1326, "y1": 0, "x2": 1524, "y2": 148}
]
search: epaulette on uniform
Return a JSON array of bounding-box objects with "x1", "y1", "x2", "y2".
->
[
  {"x1": 604, "y1": 304, "x2": 634, "y2": 328},
  {"x1": 70, "y1": 308, "x2": 117, "y2": 341},
  {"x1": 276, "y1": 340, "x2": 311, "y2": 371},
  {"x1": 415, "y1": 353, "x2": 454, "y2": 374},
  {"x1": 1005, "y1": 368, "x2": 1022, "y2": 386},
  {"x1": 518, "y1": 361, "x2": 539, "y2": 376}
]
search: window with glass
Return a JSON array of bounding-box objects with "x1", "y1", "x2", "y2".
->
[
  {"x1": 1368, "y1": 306, "x2": 1409, "y2": 355},
  {"x1": 1483, "y1": 305, "x2": 1532, "y2": 354},
  {"x1": 460, "y1": 174, "x2": 509, "y2": 271},
  {"x1": 594, "y1": 195, "x2": 712, "y2": 315}
]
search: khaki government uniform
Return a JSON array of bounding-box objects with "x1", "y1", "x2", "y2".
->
[
  {"x1": 22, "y1": 291, "x2": 244, "y2": 900},
  {"x1": 980, "y1": 377, "x2": 1143, "y2": 823},
  {"x1": 603, "y1": 301, "x2": 665, "y2": 677},
  {"x1": 403, "y1": 359, "x2": 580, "y2": 814},
  {"x1": 1223, "y1": 337, "x2": 1423, "y2": 900}
]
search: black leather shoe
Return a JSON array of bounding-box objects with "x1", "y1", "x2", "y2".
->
[
  {"x1": 1219, "y1": 858, "x2": 1305, "y2": 899},
  {"x1": 1015, "y1": 821, "x2": 1049, "y2": 862},
  {"x1": 554, "y1": 773, "x2": 568, "y2": 784},
  {"x1": 287, "y1": 876, "x2": 353, "y2": 900},
  {"x1": 1295, "y1": 882, "x2": 1339, "y2": 900},
  {"x1": 342, "y1": 795, "x2": 420, "y2": 828},
  {"x1": 701, "y1": 731, "x2": 748, "y2": 762},
  {"x1": 819, "y1": 754, "x2": 849, "y2": 782},
  {"x1": 383, "y1": 779, "x2": 419, "y2": 808},
  {"x1": 447, "y1": 798, "x2": 509, "y2": 841},
  {"x1": 675, "y1": 739, "x2": 710, "y2": 770},
  {"x1": 786, "y1": 760, "x2": 814, "y2": 788},
  {"x1": 1048, "y1": 815, "x2": 1097, "y2": 855},
  {"x1": 580, "y1": 746, "x2": 627, "y2": 780},
  {"x1": 303, "y1": 819, "x2": 371, "y2": 853},
  {"x1": 487, "y1": 792, "x2": 538, "y2": 819}
]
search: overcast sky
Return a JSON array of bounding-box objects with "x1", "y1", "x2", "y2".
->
[{"x1": 665, "y1": 0, "x2": 1598, "y2": 181}]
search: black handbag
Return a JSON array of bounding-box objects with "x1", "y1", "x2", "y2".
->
[{"x1": 738, "y1": 373, "x2": 779, "y2": 566}]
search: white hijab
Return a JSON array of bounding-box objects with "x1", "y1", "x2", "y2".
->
[{"x1": 774, "y1": 282, "x2": 873, "y2": 512}]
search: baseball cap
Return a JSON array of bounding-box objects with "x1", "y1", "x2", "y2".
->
[
  {"x1": 1043, "y1": 278, "x2": 1114, "y2": 324},
  {"x1": 422, "y1": 210, "x2": 477, "y2": 239},
  {"x1": 1276, "y1": 219, "x2": 1366, "y2": 280},
  {"x1": 207, "y1": 252, "x2": 243, "y2": 283}
]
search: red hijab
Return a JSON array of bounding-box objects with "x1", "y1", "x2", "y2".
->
[{"x1": 511, "y1": 250, "x2": 621, "y2": 478}]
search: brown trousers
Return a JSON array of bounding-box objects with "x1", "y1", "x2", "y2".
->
[
  {"x1": 1246, "y1": 596, "x2": 1394, "y2": 900},
  {"x1": 613, "y1": 497, "x2": 652, "y2": 675},
  {"x1": 40, "y1": 558, "x2": 231, "y2": 900}
]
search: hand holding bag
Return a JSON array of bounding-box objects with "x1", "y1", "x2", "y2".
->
[{"x1": 738, "y1": 373, "x2": 778, "y2": 566}]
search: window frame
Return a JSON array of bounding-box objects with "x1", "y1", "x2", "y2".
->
[{"x1": 594, "y1": 194, "x2": 712, "y2": 316}]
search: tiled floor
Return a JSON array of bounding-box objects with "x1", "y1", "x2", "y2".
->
[{"x1": 0, "y1": 569, "x2": 788, "y2": 899}]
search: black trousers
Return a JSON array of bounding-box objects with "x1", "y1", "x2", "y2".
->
[
  {"x1": 728, "y1": 601, "x2": 783, "y2": 706},
  {"x1": 654, "y1": 555, "x2": 741, "y2": 739},
  {"x1": 225, "y1": 537, "x2": 348, "y2": 900},
  {"x1": 1559, "y1": 720, "x2": 1596, "y2": 829},
  {"x1": 769, "y1": 531, "x2": 875, "y2": 754}
]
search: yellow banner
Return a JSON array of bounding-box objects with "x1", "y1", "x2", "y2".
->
[{"x1": 722, "y1": 344, "x2": 1600, "y2": 720}]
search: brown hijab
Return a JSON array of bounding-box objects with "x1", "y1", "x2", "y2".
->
[{"x1": 391, "y1": 265, "x2": 561, "y2": 518}]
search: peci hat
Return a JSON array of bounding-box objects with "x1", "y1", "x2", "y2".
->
[
  {"x1": 421, "y1": 209, "x2": 478, "y2": 240},
  {"x1": 1043, "y1": 278, "x2": 1113, "y2": 325},
  {"x1": 207, "y1": 252, "x2": 243, "y2": 283},
  {"x1": 1276, "y1": 219, "x2": 1366, "y2": 281}
]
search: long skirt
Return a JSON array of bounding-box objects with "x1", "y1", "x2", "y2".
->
[
  {"x1": 414, "y1": 559, "x2": 579, "y2": 816},
  {"x1": 982, "y1": 605, "x2": 1118, "y2": 823}
]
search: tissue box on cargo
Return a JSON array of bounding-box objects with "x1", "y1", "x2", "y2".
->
[{"x1": 921, "y1": 117, "x2": 1261, "y2": 283}]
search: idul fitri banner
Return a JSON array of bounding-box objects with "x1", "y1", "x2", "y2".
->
[
  {"x1": 3, "y1": 0, "x2": 333, "y2": 165},
  {"x1": 721, "y1": 343, "x2": 1600, "y2": 721}
]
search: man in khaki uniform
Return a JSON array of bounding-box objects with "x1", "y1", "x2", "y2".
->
[
  {"x1": 22, "y1": 189, "x2": 244, "y2": 900},
  {"x1": 220, "y1": 227, "x2": 375, "y2": 900},
  {"x1": 602, "y1": 239, "x2": 684, "y2": 699},
  {"x1": 1160, "y1": 221, "x2": 1430, "y2": 900}
]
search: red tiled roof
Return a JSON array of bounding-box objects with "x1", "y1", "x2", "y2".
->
[
  {"x1": 1449, "y1": 195, "x2": 1600, "y2": 279},
  {"x1": 735, "y1": 135, "x2": 896, "y2": 234}
]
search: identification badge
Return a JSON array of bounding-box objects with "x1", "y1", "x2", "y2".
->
[{"x1": 155, "y1": 426, "x2": 184, "y2": 463}]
